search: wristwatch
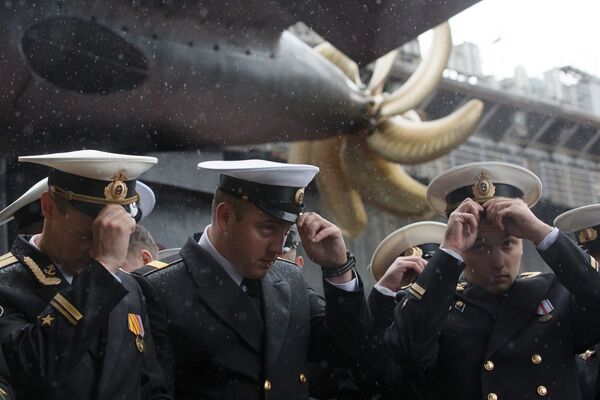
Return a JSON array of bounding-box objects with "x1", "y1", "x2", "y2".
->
[{"x1": 321, "y1": 250, "x2": 355, "y2": 278}]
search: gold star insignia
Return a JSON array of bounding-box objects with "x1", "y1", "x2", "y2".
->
[{"x1": 41, "y1": 314, "x2": 55, "y2": 327}]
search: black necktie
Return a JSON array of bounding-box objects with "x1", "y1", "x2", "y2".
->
[
  {"x1": 241, "y1": 278, "x2": 263, "y2": 319},
  {"x1": 241, "y1": 278, "x2": 260, "y2": 297}
]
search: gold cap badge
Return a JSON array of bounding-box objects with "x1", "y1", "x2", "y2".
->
[
  {"x1": 472, "y1": 171, "x2": 496, "y2": 201},
  {"x1": 578, "y1": 228, "x2": 598, "y2": 244},
  {"x1": 294, "y1": 188, "x2": 305, "y2": 206},
  {"x1": 403, "y1": 247, "x2": 423, "y2": 257},
  {"x1": 104, "y1": 171, "x2": 129, "y2": 201}
]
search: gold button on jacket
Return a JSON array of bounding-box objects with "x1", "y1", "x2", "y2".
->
[
  {"x1": 487, "y1": 393, "x2": 498, "y2": 400},
  {"x1": 299, "y1": 373, "x2": 307, "y2": 384},
  {"x1": 531, "y1": 354, "x2": 542, "y2": 364},
  {"x1": 484, "y1": 360, "x2": 495, "y2": 371},
  {"x1": 264, "y1": 380, "x2": 271, "y2": 391},
  {"x1": 537, "y1": 385, "x2": 547, "y2": 396}
]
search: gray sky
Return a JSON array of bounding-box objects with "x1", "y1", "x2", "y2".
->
[{"x1": 438, "y1": 0, "x2": 600, "y2": 79}]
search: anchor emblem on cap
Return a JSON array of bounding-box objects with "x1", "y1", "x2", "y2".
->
[
  {"x1": 472, "y1": 171, "x2": 495, "y2": 201},
  {"x1": 403, "y1": 247, "x2": 423, "y2": 257},
  {"x1": 104, "y1": 171, "x2": 129, "y2": 201},
  {"x1": 294, "y1": 188, "x2": 305, "y2": 206},
  {"x1": 579, "y1": 228, "x2": 598, "y2": 244}
]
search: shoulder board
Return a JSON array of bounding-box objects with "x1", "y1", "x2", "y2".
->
[
  {"x1": 590, "y1": 256, "x2": 599, "y2": 272},
  {"x1": 276, "y1": 257, "x2": 298, "y2": 266},
  {"x1": 520, "y1": 271, "x2": 542, "y2": 279},
  {"x1": 132, "y1": 253, "x2": 182, "y2": 277},
  {"x1": 0, "y1": 252, "x2": 19, "y2": 269}
]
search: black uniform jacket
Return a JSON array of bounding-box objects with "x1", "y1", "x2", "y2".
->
[
  {"x1": 134, "y1": 233, "x2": 371, "y2": 400},
  {"x1": 576, "y1": 343, "x2": 600, "y2": 400},
  {"x1": 0, "y1": 349, "x2": 14, "y2": 400},
  {"x1": 0, "y1": 235, "x2": 171, "y2": 400},
  {"x1": 384, "y1": 232, "x2": 600, "y2": 400},
  {"x1": 353, "y1": 289, "x2": 425, "y2": 400}
]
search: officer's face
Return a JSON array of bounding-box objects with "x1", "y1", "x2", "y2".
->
[
  {"x1": 463, "y1": 219, "x2": 523, "y2": 294},
  {"x1": 42, "y1": 194, "x2": 95, "y2": 275},
  {"x1": 226, "y1": 205, "x2": 291, "y2": 279}
]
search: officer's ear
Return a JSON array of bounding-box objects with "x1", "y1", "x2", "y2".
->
[
  {"x1": 215, "y1": 201, "x2": 235, "y2": 231},
  {"x1": 140, "y1": 249, "x2": 154, "y2": 265},
  {"x1": 40, "y1": 192, "x2": 56, "y2": 220}
]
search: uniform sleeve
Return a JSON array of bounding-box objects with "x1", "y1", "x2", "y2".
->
[
  {"x1": 349, "y1": 289, "x2": 401, "y2": 396},
  {"x1": 307, "y1": 270, "x2": 372, "y2": 367},
  {"x1": 0, "y1": 261, "x2": 127, "y2": 388},
  {"x1": 384, "y1": 249, "x2": 464, "y2": 370},
  {"x1": 133, "y1": 275, "x2": 177, "y2": 397},
  {"x1": 323, "y1": 272, "x2": 371, "y2": 359},
  {"x1": 538, "y1": 231, "x2": 600, "y2": 348},
  {"x1": 0, "y1": 349, "x2": 14, "y2": 400},
  {"x1": 368, "y1": 288, "x2": 397, "y2": 333}
]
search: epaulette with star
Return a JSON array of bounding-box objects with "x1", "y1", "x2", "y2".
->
[{"x1": 132, "y1": 252, "x2": 182, "y2": 277}]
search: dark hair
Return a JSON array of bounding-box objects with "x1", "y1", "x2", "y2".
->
[{"x1": 211, "y1": 188, "x2": 249, "y2": 222}]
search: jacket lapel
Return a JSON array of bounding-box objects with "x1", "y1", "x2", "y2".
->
[
  {"x1": 484, "y1": 276, "x2": 552, "y2": 358},
  {"x1": 262, "y1": 271, "x2": 291, "y2": 373},
  {"x1": 182, "y1": 237, "x2": 264, "y2": 352}
]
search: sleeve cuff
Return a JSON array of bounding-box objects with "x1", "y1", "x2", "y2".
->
[
  {"x1": 439, "y1": 247, "x2": 464, "y2": 263},
  {"x1": 94, "y1": 260, "x2": 122, "y2": 283},
  {"x1": 537, "y1": 227, "x2": 559, "y2": 251},
  {"x1": 325, "y1": 274, "x2": 360, "y2": 292},
  {"x1": 374, "y1": 284, "x2": 398, "y2": 298}
]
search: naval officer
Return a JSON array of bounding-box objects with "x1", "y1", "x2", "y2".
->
[
  {"x1": 0, "y1": 150, "x2": 170, "y2": 400},
  {"x1": 134, "y1": 159, "x2": 371, "y2": 400},
  {"x1": 358, "y1": 221, "x2": 446, "y2": 399},
  {"x1": 384, "y1": 162, "x2": 600, "y2": 400},
  {"x1": 555, "y1": 204, "x2": 600, "y2": 400}
]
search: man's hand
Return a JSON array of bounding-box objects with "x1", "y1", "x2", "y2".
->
[
  {"x1": 90, "y1": 205, "x2": 136, "y2": 273},
  {"x1": 297, "y1": 212, "x2": 353, "y2": 284},
  {"x1": 377, "y1": 256, "x2": 426, "y2": 292},
  {"x1": 440, "y1": 198, "x2": 482, "y2": 258},
  {"x1": 297, "y1": 212, "x2": 347, "y2": 268},
  {"x1": 484, "y1": 197, "x2": 552, "y2": 245}
]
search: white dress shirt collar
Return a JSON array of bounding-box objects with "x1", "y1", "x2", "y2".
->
[{"x1": 198, "y1": 225, "x2": 244, "y2": 286}]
